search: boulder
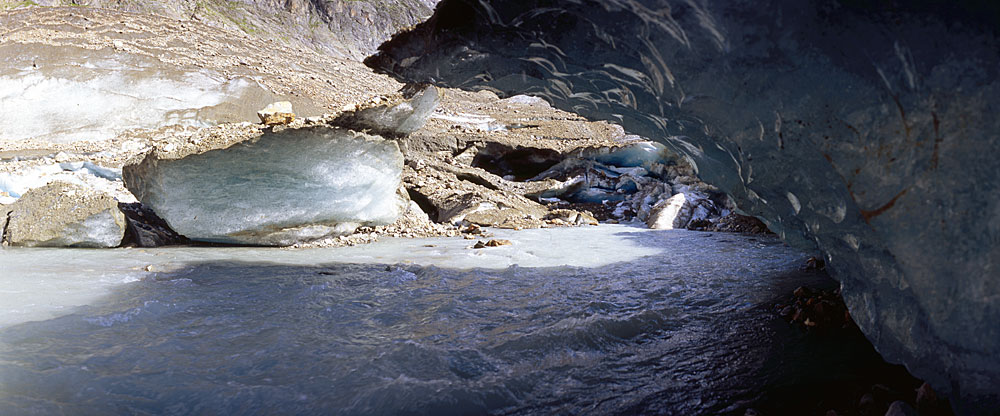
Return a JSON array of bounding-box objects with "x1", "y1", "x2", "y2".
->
[
  {"x1": 2, "y1": 181, "x2": 125, "y2": 248},
  {"x1": 123, "y1": 126, "x2": 405, "y2": 246},
  {"x1": 646, "y1": 193, "x2": 693, "y2": 230}
]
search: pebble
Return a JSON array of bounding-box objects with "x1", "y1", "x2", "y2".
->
[{"x1": 472, "y1": 239, "x2": 512, "y2": 249}]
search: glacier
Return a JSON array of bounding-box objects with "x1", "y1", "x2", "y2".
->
[
  {"x1": 368, "y1": 0, "x2": 1000, "y2": 412},
  {"x1": 123, "y1": 126, "x2": 405, "y2": 246},
  {"x1": 0, "y1": 44, "x2": 286, "y2": 143}
]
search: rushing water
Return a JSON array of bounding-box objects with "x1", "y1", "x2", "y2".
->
[{"x1": 0, "y1": 226, "x2": 904, "y2": 415}]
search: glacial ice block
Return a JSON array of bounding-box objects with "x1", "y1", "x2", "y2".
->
[{"x1": 123, "y1": 126, "x2": 404, "y2": 246}]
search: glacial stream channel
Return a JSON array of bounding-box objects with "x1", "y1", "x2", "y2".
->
[{"x1": 0, "y1": 225, "x2": 904, "y2": 415}]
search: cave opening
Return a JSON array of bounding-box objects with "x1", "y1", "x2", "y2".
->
[{"x1": 469, "y1": 143, "x2": 564, "y2": 181}]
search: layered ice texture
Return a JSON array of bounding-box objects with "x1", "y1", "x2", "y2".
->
[
  {"x1": 369, "y1": 0, "x2": 1000, "y2": 412},
  {"x1": 0, "y1": 44, "x2": 264, "y2": 143},
  {"x1": 123, "y1": 127, "x2": 404, "y2": 246}
]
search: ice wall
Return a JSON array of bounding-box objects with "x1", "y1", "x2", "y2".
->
[
  {"x1": 123, "y1": 127, "x2": 404, "y2": 246},
  {"x1": 368, "y1": 0, "x2": 1000, "y2": 412}
]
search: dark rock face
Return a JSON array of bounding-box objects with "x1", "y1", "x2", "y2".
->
[
  {"x1": 118, "y1": 203, "x2": 189, "y2": 248},
  {"x1": 367, "y1": 0, "x2": 1000, "y2": 412}
]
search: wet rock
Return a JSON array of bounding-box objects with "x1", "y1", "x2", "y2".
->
[
  {"x1": 884, "y1": 401, "x2": 917, "y2": 416},
  {"x1": 545, "y1": 208, "x2": 598, "y2": 226},
  {"x1": 915, "y1": 382, "x2": 951, "y2": 415},
  {"x1": 859, "y1": 393, "x2": 879, "y2": 416},
  {"x1": 2, "y1": 181, "x2": 125, "y2": 248},
  {"x1": 780, "y1": 286, "x2": 855, "y2": 330},
  {"x1": 123, "y1": 126, "x2": 404, "y2": 246},
  {"x1": 473, "y1": 238, "x2": 512, "y2": 248},
  {"x1": 257, "y1": 101, "x2": 295, "y2": 125},
  {"x1": 118, "y1": 202, "x2": 188, "y2": 247},
  {"x1": 707, "y1": 213, "x2": 772, "y2": 234}
]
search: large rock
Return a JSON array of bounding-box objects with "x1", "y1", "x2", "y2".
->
[
  {"x1": 1, "y1": 182, "x2": 125, "y2": 248},
  {"x1": 123, "y1": 126, "x2": 405, "y2": 246},
  {"x1": 370, "y1": 0, "x2": 1000, "y2": 412},
  {"x1": 646, "y1": 193, "x2": 693, "y2": 230}
]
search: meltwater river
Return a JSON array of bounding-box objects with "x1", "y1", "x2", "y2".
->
[{"x1": 0, "y1": 226, "x2": 903, "y2": 415}]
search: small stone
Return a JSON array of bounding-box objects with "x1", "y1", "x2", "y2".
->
[
  {"x1": 915, "y1": 382, "x2": 943, "y2": 414},
  {"x1": 113, "y1": 39, "x2": 124, "y2": 49},
  {"x1": 257, "y1": 101, "x2": 296, "y2": 125},
  {"x1": 485, "y1": 239, "x2": 511, "y2": 247},
  {"x1": 858, "y1": 393, "x2": 876, "y2": 414},
  {"x1": 884, "y1": 401, "x2": 917, "y2": 416},
  {"x1": 53, "y1": 151, "x2": 71, "y2": 162}
]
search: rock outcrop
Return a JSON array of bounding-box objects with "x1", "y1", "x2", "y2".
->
[
  {"x1": 369, "y1": 0, "x2": 1000, "y2": 412},
  {"x1": 1, "y1": 182, "x2": 125, "y2": 248}
]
